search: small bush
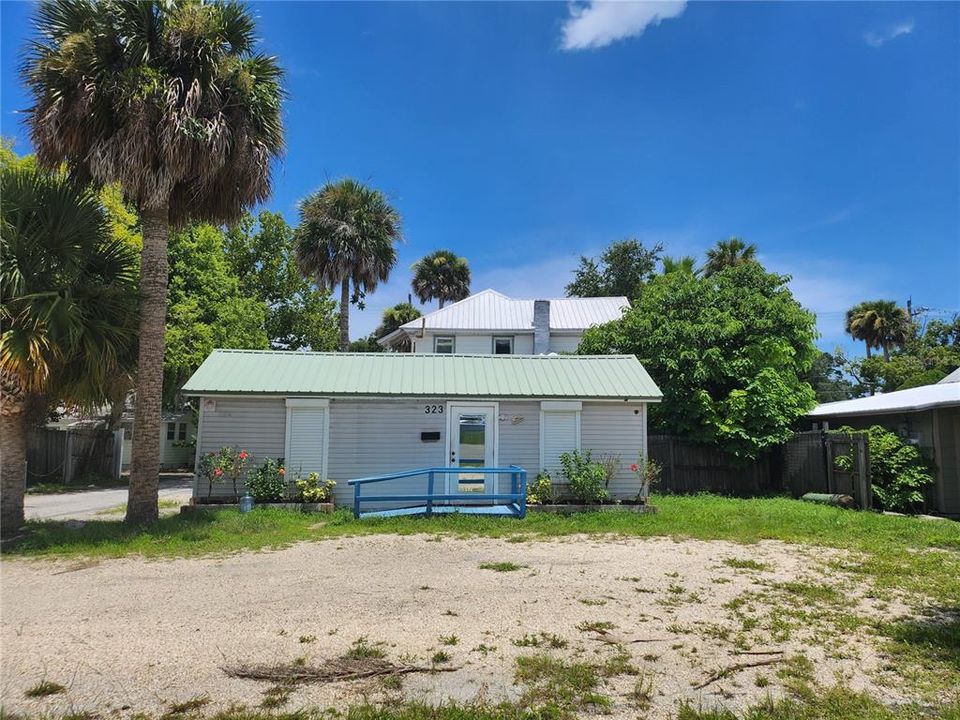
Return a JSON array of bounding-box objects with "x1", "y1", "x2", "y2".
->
[
  {"x1": 246, "y1": 457, "x2": 287, "y2": 502},
  {"x1": 630, "y1": 454, "x2": 661, "y2": 502},
  {"x1": 835, "y1": 425, "x2": 933, "y2": 512},
  {"x1": 526, "y1": 472, "x2": 554, "y2": 505},
  {"x1": 559, "y1": 450, "x2": 609, "y2": 504},
  {"x1": 295, "y1": 472, "x2": 336, "y2": 503},
  {"x1": 24, "y1": 680, "x2": 66, "y2": 698}
]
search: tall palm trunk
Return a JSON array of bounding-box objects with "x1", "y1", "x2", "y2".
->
[
  {"x1": 882, "y1": 343, "x2": 891, "y2": 362},
  {"x1": 0, "y1": 387, "x2": 27, "y2": 537},
  {"x1": 125, "y1": 206, "x2": 169, "y2": 525},
  {"x1": 865, "y1": 342, "x2": 872, "y2": 359},
  {"x1": 339, "y1": 278, "x2": 350, "y2": 351}
]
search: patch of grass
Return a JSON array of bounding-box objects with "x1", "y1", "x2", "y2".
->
[
  {"x1": 472, "y1": 643, "x2": 497, "y2": 655},
  {"x1": 438, "y1": 634, "x2": 459, "y2": 646},
  {"x1": 514, "y1": 654, "x2": 609, "y2": 714},
  {"x1": 24, "y1": 680, "x2": 66, "y2": 698},
  {"x1": 628, "y1": 672, "x2": 655, "y2": 710},
  {"x1": 259, "y1": 684, "x2": 292, "y2": 709},
  {"x1": 431, "y1": 650, "x2": 451, "y2": 664},
  {"x1": 579, "y1": 597, "x2": 607, "y2": 606},
  {"x1": 165, "y1": 695, "x2": 210, "y2": 716},
  {"x1": 298, "y1": 635, "x2": 316, "y2": 644},
  {"x1": 575, "y1": 620, "x2": 616, "y2": 633},
  {"x1": 478, "y1": 561, "x2": 526, "y2": 572},
  {"x1": 512, "y1": 632, "x2": 567, "y2": 649},
  {"x1": 722, "y1": 557, "x2": 771, "y2": 571},
  {"x1": 345, "y1": 637, "x2": 386, "y2": 660}
]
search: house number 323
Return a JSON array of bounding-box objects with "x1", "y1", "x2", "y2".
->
[{"x1": 424, "y1": 405, "x2": 444, "y2": 414}]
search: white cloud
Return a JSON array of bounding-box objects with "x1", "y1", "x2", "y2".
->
[
  {"x1": 863, "y1": 18, "x2": 914, "y2": 48},
  {"x1": 560, "y1": 0, "x2": 687, "y2": 51}
]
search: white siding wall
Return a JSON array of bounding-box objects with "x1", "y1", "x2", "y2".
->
[
  {"x1": 548, "y1": 335, "x2": 582, "y2": 354},
  {"x1": 194, "y1": 395, "x2": 649, "y2": 505},
  {"x1": 327, "y1": 399, "x2": 448, "y2": 506},
  {"x1": 411, "y1": 332, "x2": 548, "y2": 355},
  {"x1": 195, "y1": 397, "x2": 286, "y2": 498},
  {"x1": 498, "y1": 401, "x2": 540, "y2": 480},
  {"x1": 580, "y1": 402, "x2": 647, "y2": 498}
]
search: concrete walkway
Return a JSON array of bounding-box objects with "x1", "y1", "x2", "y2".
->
[{"x1": 25, "y1": 475, "x2": 193, "y2": 521}]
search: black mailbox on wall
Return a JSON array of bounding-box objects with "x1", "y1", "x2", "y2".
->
[{"x1": 421, "y1": 431, "x2": 441, "y2": 442}]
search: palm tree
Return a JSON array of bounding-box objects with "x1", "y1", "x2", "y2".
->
[
  {"x1": 1, "y1": 165, "x2": 138, "y2": 536},
  {"x1": 703, "y1": 237, "x2": 758, "y2": 276},
  {"x1": 411, "y1": 250, "x2": 472, "y2": 308},
  {"x1": 661, "y1": 255, "x2": 700, "y2": 277},
  {"x1": 23, "y1": 0, "x2": 285, "y2": 524},
  {"x1": 295, "y1": 180, "x2": 402, "y2": 351},
  {"x1": 845, "y1": 300, "x2": 911, "y2": 361}
]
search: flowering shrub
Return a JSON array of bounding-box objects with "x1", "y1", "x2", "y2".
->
[
  {"x1": 526, "y1": 472, "x2": 554, "y2": 505},
  {"x1": 295, "y1": 472, "x2": 336, "y2": 503},
  {"x1": 630, "y1": 455, "x2": 661, "y2": 503},
  {"x1": 247, "y1": 457, "x2": 287, "y2": 502},
  {"x1": 559, "y1": 449, "x2": 609, "y2": 504},
  {"x1": 198, "y1": 447, "x2": 250, "y2": 500}
]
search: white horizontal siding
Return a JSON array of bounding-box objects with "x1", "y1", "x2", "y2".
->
[
  {"x1": 327, "y1": 400, "x2": 447, "y2": 506},
  {"x1": 196, "y1": 397, "x2": 286, "y2": 498},
  {"x1": 580, "y1": 402, "x2": 646, "y2": 498},
  {"x1": 548, "y1": 334, "x2": 582, "y2": 354},
  {"x1": 499, "y1": 401, "x2": 539, "y2": 481}
]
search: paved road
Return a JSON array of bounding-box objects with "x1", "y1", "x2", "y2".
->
[{"x1": 25, "y1": 475, "x2": 193, "y2": 521}]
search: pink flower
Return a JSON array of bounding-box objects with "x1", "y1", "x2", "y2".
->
[
  {"x1": 238, "y1": 451, "x2": 248, "y2": 460},
  {"x1": 214, "y1": 468, "x2": 223, "y2": 477},
  {"x1": 630, "y1": 463, "x2": 639, "y2": 473},
  {"x1": 278, "y1": 468, "x2": 285, "y2": 476}
]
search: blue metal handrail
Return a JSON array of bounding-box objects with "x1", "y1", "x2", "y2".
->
[{"x1": 347, "y1": 465, "x2": 527, "y2": 519}]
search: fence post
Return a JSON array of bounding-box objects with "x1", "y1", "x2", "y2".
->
[
  {"x1": 519, "y1": 469, "x2": 527, "y2": 518},
  {"x1": 856, "y1": 435, "x2": 871, "y2": 510},
  {"x1": 353, "y1": 483, "x2": 361, "y2": 519},
  {"x1": 668, "y1": 436, "x2": 676, "y2": 491},
  {"x1": 426, "y1": 471, "x2": 435, "y2": 516}
]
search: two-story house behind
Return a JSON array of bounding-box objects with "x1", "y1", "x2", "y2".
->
[{"x1": 377, "y1": 289, "x2": 630, "y2": 354}]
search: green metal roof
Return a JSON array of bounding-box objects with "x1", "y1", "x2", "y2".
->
[{"x1": 182, "y1": 350, "x2": 662, "y2": 401}]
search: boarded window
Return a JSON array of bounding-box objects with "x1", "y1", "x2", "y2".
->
[{"x1": 541, "y1": 411, "x2": 580, "y2": 477}]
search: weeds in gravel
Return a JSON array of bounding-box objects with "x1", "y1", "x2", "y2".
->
[
  {"x1": 24, "y1": 680, "x2": 66, "y2": 698},
  {"x1": 345, "y1": 637, "x2": 387, "y2": 660},
  {"x1": 165, "y1": 695, "x2": 210, "y2": 716},
  {"x1": 478, "y1": 562, "x2": 525, "y2": 572},
  {"x1": 722, "y1": 558, "x2": 771, "y2": 571},
  {"x1": 514, "y1": 653, "x2": 609, "y2": 714},
  {"x1": 438, "y1": 634, "x2": 458, "y2": 646},
  {"x1": 575, "y1": 620, "x2": 616, "y2": 633}
]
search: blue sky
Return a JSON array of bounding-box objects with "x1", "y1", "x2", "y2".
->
[{"x1": 2, "y1": 1, "x2": 958, "y2": 349}]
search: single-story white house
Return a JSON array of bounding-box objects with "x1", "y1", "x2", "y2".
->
[
  {"x1": 182, "y1": 349, "x2": 662, "y2": 508},
  {"x1": 809, "y1": 372, "x2": 960, "y2": 515},
  {"x1": 118, "y1": 410, "x2": 196, "y2": 471}
]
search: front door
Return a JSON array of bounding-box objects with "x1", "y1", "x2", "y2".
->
[{"x1": 446, "y1": 404, "x2": 497, "y2": 499}]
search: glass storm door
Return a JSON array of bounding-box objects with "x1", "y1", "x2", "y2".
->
[{"x1": 447, "y1": 405, "x2": 497, "y2": 498}]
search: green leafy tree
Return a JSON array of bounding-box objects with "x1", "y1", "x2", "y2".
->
[
  {"x1": 295, "y1": 179, "x2": 403, "y2": 351},
  {"x1": 23, "y1": 0, "x2": 285, "y2": 524},
  {"x1": 1, "y1": 164, "x2": 138, "y2": 535},
  {"x1": 805, "y1": 351, "x2": 856, "y2": 403},
  {"x1": 703, "y1": 237, "x2": 758, "y2": 277},
  {"x1": 566, "y1": 239, "x2": 662, "y2": 300},
  {"x1": 164, "y1": 224, "x2": 269, "y2": 404},
  {"x1": 579, "y1": 262, "x2": 818, "y2": 458},
  {"x1": 376, "y1": 303, "x2": 422, "y2": 338},
  {"x1": 411, "y1": 250, "x2": 471, "y2": 308},
  {"x1": 225, "y1": 211, "x2": 338, "y2": 351}
]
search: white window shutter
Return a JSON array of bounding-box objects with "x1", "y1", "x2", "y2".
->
[
  {"x1": 541, "y1": 411, "x2": 580, "y2": 476},
  {"x1": 285, "y1": 404, "x2": 328, "y2": 479}
]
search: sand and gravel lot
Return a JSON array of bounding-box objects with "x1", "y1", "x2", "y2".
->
[{"x1": 1, "y1": 534, "x2": 914, "y2": 718}]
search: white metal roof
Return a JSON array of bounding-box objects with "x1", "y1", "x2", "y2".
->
[
  {"x1": 380, "y1": 289, "x2": 629, "y2": 345},
  {"x1": 809, "y1": 382, "x2": 960, "y2": 418},
  {"x1": 939, "y1": 367, "x2": 960, "y2": 384}
]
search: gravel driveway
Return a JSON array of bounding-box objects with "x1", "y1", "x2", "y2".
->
[{"x1": 0, "y1": 534, "x2": 911, "y2": 718}]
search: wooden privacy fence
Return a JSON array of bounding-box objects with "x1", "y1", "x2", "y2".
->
[
  {"x1": 27, "y1": 426, "x2": 123, "y2": 485},
  {"x1": 647, "y1": 431, "x2": 871, "y2": 509}
]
